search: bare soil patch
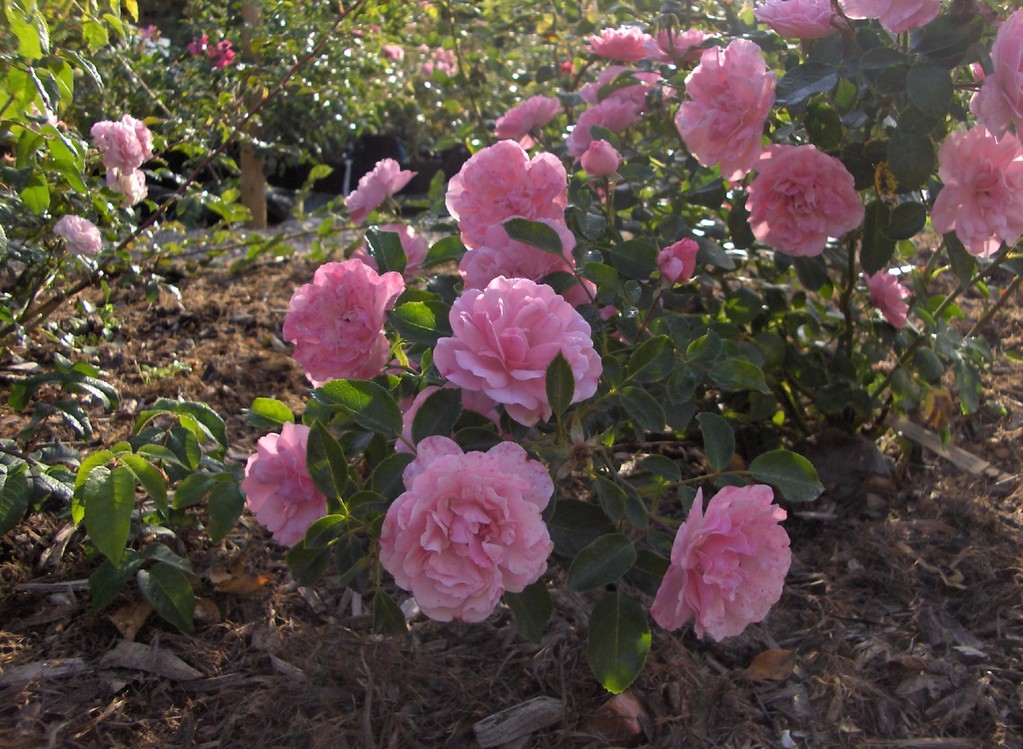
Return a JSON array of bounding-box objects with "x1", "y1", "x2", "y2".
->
[{"x1": 2, "y1": 244, "x2": 1022, "y2": 748}]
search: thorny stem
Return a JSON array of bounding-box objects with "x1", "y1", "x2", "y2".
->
[
  {"x1": 0, "y1": 0, "x2": 370, "y2": 345},
  {"x1": 965, "y1": 274, "x2": 1022, "y2": 339},
  {"x1": 840, "y1": 233, "x2": 858, "y2": 361}
]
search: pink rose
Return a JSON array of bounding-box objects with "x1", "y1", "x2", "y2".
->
[
  {"x1": 187, "y1": 34, "x2": 209, "y2": 56},
  {"x1": 657, "y1": 237, "x2": 700, "y2": 284},
  {"x1": 382, "y1": 43, "x2": 405, "y2": 61},
  {"x1": 746, "y1": 144, "x2": 864, "y2": 257},
  {"x1": 674, "y1": 39, "x2": 776, "y2": 182},
  {"x1": 345, "y1": 158, "x2": 417, "y2": 224},
  {"x1": 380, "y1": 436, "x2": 554, "y2": 622},
  {"x1": 434, "y1": 277, "x2": 602, "y2": 426},
  {"x1": 970, "y1": 10, "x2": 1023, "y2": 139},
  {"x1": 210, "y1": 39, "x2": 235, "y2": 69},
  {"x1": 580, "y1": 139, "x2": 621, "y2": 177},
  {"x1": 645, "y1": 28, "x2": 709, "y2": 63},
  {"x1": 930, "y1": 125, "x2": 1023, "y2": 257},
  {"x1": 91, "y1": 114, "x2": 154, "y2": 173},
  {"x1": 840, "y1": 0, "x2": 940, "y2": 33},
  {"x1": 351, "y1": 223, "x2": 430, "y2": 279},
  {"x1": 495, "y1": 95, "x2": 562, "y2": 142},
  {"x1": 865, "y1": 271, "x2": 910, "y2": 328},
  {"x1": 651, "y1": 485, "x2": 791, "y2": 641},
  {"x1": 282, "y1": 259, "x2": 405, "y2": 386},
  {"x1": 755, "y1": 0, "x2": 839, "y2": 39},
  {"x1": 241, "y1": 423, "x2": 327, "y2": 547},
  {"x1": 396, "y1": 386, "x2": 500, "y2": 455},
  {"x1": 445, "y1": 140, "x2": 568, "y2": 249},
  {"x1": 588, "y1": 26, "x2": 654, "y2": 62},
  {"x1": 53, "y1": 215, "x2": 102, "y2": 256},
  {"x1": 567, "y1": 97, "x2": 644, "y2": 158},
  {"x1": 459, "y1": 220, "x2": 595, "y2": 307},
  {"x1": 107, "y1": 167, "x2": 148, "y2": 207}
]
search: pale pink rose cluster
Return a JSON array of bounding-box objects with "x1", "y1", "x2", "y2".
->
[
  {"x1": 434, "y1": 276, "x2": 602, "y2": 427},
  {"x1": 746, "y1": 144, "x2": 864, "y2": 257},
  {"x1": 242, "y1": 423, "x2": 327, "y2": 547},
  {"x1": 840, "y1": 0, "x2": 940, "y2": 34},
  {"x1": 350, "y1": 223, "x2": 429, "y2": 279},
  {"x1": 53, "y1": 215, "x2": 102, "y2": 257},
  {"x1": 587, "y1": 26, "x2": 654, "y2": 62},
  {"x1": 865, "y1": 271, "x2": 911, "y2": 328},
  {"x1": 970, "y1": 10, "x2": 1023, "y2": 140},
  {"x1": 568, "y1": 65, "x2": 658, "y2": 158},
  {"x1": 380, "y1": 436, "x2": 554, "y2": 622},
  {"x1": 755, "y1": 0, "x2": 839, "y2": 39},
  {"x1": 345, "y1": 158, "x2": 417, "y2": 224},
  {"x1": 652, "y1": 485, "x2": 791, "y2": 641},
  {"x1": 645, "y1": 28, "x2": 709, "y2": 63},
  {"x1": 675, "y1": 39, "x2": 776, "y2": 182},
  {"x1": 495, "y1": 95, "x2": 562, "y2": 146},
  {"x1": 382, "y1": 43, "x2": 404, "y2": 62},
  {"x1": 282, "y1": 258, "x2": 405, "y2": 386},
  {"x1": 931, "y1": 125, "x2": 1023, "y2": 257},
  {"x1": 445, "y1": 140, "x2": 567, "y2": 248},
  {"x1": 459, "y1": 219, "x2": 594, "y2": 307},
  {"x1": 90, "y1": 114, "x2": 154, "y2": 206},
  {"x1": 420, "y1": 45, "x2": 456, "y2": 76}
]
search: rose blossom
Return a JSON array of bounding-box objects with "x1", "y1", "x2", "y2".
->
[
  {"x1": 930, "y1": 125, "x2": 1023, "y2": 257},
  {"x1": 755, "y1": 0, "x2": 839, "y2": 39},
  {"x1": 587, "y1": 26, "x2": 654, "y2": 62},
  {"x1": 495, "y1": 95, "x2": 562, "y2": 143},
  {"x1": 658, "y1": 237, "x2": 700, "y2": 284},
  {"x1": 350, "y1": 223, "x2": 429, "y2": 279},
  {"x1": 674, "y1": 39, "x2": 776, "y2": 182},
  {"x1": 445, "y1": 140, "x2": 568, "y2": 249},
  {"x1": 746, "y1": 144, "x2": 864, "y2": 257},
  {"x1": 970, "y1": 10, "x2": 1023, "y2": 139},
  {"x1": 567, "y1": 97, "x2": 644, "y2": 157},
  {"x1": 91, "y1": 114, "x2": 153, "y2": 173},
  {"x1": 840, "y1": 0, "x2": 940, "y2": 34},
  {"x1": 241, "y1": 423, "x2": 326, "y2": 547},
  {"x1": 345, "y1": 158, "x2": 417, "y2": 224},
  {"x1": 434, "y1": 277, "x2": 601, "y2": 426},
  {"x1": 645, "y1": 28, "x2": 709, "y2": 63},
  {"x1": 459, "y1": 220, "x2": 595, "y2": 307},
  {"x1": 282, "y1": 259, "x2": 405, "y2": 386},
  {"x1": 865, "y1": 271, "x2": 910, "y2": 328},
  {"x1": 382, "y1": 43, "x2": 405, "y2": 61},
  {"x1": 580, "y1": 139, "x2": 621, "y2": 177},
  {"x1": 107, "y1": 167, "x2": 148, "y2": 206},
  {"x1": 651, "y1": 485, "x2": 791, "y2": 641},
  {"x1": 380, "y1": 436, "x2": 554, "y2": 622},
  {"x1": 53, "y1": 215, "x2": 102, "y2": 256}
]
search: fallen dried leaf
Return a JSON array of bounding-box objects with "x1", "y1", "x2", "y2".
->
[
  {"x1": 108, "y1": 601, "x2": 152, "y2": 641},
  {"x1": 209, "y1": 566, "x2": 270, "y2": 595},
  {"x1": 99, "y1": 640, "x2": 202, "y2": 681},
  {"x1": 585, "y1": 690, "x2": 650, "y2": 745},
  {"x1": 746, "y1": 649, "x2": 796, "y2": 681},
  {"x1": 193, "y1": 597, "x2": 222, "y2": 624}
]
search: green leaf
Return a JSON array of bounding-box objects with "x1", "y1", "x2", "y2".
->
[
  {"x1": 88, "y1": 551, "x2": 142, "y2": 610},
  {"x1": 83, "y1": 20, "x2": 110, "y2": 52},
  {"x1": 137, "y1": 563, "x2": 195, "y2": 635},
  {"x1": 748, "y1": 449, "x2": 824, "y2": 503},
  {"x1": 302, "y1": 514, "x2": 347, "y2": 548},
  {"x1": 617, "y1": 386, "x2": 665, "y2": 433},
  {"x1": 708, "y1": 358, "x2": 770, "y2": 393},
  {"x1": 606, "y1": 239, "x2": 658, "y2": 280},
  {"x1": 567, "y1": 533, "x2": 636, "y2": 592},
  {"x1": 912, "y1": 13, "x2": 984, "y2": 68},
  {"x1": 6, "y1": 2, "x2": 43, "y2": 60},
  {"x1": 547, "y1": 500, "x2": 616, "y2": 560},
  {"x1": 423, "y1": 235, "x2": 466, "y2": 267},
  {"x1": 503, "y1": 580, "x2": 552, "y2": 643},
  {"x1": 0, "y1": 465, "x2": 31, "y2": 537},
  {"x1": 171, "y1": 472, "x2": 215, "y2": 510},
  {"x1": 372, "y1": 589, "x2": 408, "y2": 634},
  {"x1": 907, "y1": 64, "x2": 952, "y2": 117},
  {"x1": 885, "y1": 202, "x2": 927, "y2": 241},
  {"x1": 775, "y1": 62, "x2": 838, "y2": 107},
  {"x1": 365, "y1": 227, "x2": 408, "y2": 274},
  {"x1": 626, "y1": 336, "x2": 672, "y2": 382},
  {"x1": 388, "y1": 301, "x2": 452, "y2": 345},
  {"x1": 594, "y1": 476, "x2": 626, "y2": 520},
  {"x1": 208, "y1": 480, "x2": 244, "y2": 543},
  {"x1": 411, "y1": 387, "x2": 463, "y2": 445},
  {"x1": 286, "y1": 543, "x2": 331, "y2": 586},
  {"x1": 503, "y1": 217, "x2": 565, "y2": 255},
  {"x1": 369, "y1": 452, "x2": 415, "y2": 500},
  {"x1": 697, "y1": 412, "x2": 734, "y2": 472},
  {"x1": 887, "y1": 131, "x2": 934, "y2": 191},
  {"x1": 587, "y1": 592, "x2": 651, "y2": 694},
  {"x1": 19, "y1": 173, "x2": 49, "y2": 214},
  {"x1": 82, "y1": 466, "x2": 135, "y2": 566},
  {"x1": 861, "y1": 201, "x2": 895, "y2": 276},
  {"x1": 307, "y1": 422, "x2": 349, "y2": 506},
  {"x1": 142, "y1": 543, "x2": 194, "y2": 575},
  {"x1": 545, "y1": 352, "x2": 575, "y2": 419},
  {"x1": 246, "y1": 397, "x2": 294, "y2": 430},
  {"x1": 312, "y1": 380, "x2": 403, "y2": 437},
  {"x1": 944, "y1": 231, "x2": 976, "y2": 285},
  {"x1": 119, "y1": 454, "x2": 168, "y2": 515}
]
